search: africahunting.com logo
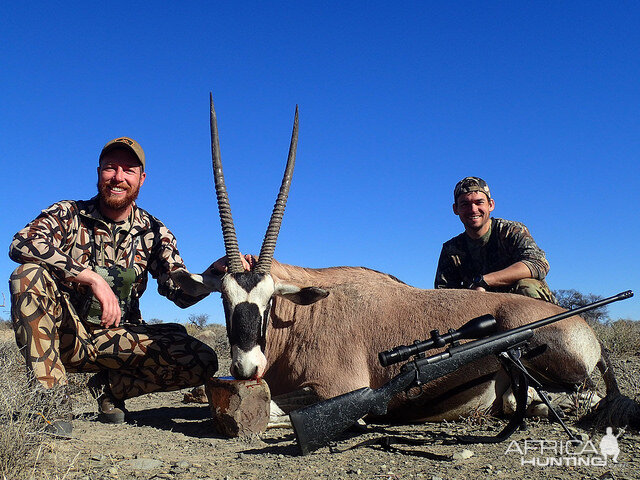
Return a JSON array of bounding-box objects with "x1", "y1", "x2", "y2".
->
[{"x1": 505, "y1": 427, "x2": 621, "y2": 467}]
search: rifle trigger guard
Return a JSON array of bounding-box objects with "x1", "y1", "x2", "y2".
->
[{"x1": 405, "y1": 369, "x2": 425, "y2": 401}]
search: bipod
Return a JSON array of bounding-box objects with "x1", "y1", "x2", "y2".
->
[{"x1": 498, "y1": 347, "x2": 579, "y2": 442}]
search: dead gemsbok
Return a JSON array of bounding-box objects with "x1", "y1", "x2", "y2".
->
[{"x1": 181, "y1": 95, "x2": 638, "y2": 428}]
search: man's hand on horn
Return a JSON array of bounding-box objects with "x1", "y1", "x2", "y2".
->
[{"x1": 212, "y1": 253, "x2": 255, "y2": 274}]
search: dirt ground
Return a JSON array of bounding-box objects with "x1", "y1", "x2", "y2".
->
[{"x1": 31, "y1": 356, "x2": 640, "y2": 480}]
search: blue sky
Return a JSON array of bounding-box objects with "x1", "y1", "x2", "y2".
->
[{"x1": 1, "y1": 2, "x2": 638, "y2": 323}]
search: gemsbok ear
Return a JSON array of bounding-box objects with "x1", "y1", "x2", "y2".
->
[{"x1": 274, "y1": 284, "x2": 329, "y2": 305}]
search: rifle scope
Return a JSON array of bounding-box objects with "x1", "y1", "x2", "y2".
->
[{"x1": 378, "y1": 314, "x2": 497, "y2": 367}]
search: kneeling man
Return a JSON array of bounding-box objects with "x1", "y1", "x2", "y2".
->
[{"x1": 434, "y1": 176, "x2": 555, "y2": 302}]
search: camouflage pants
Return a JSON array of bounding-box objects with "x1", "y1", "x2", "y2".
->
[
  {"x1": 9, "y1": 263, "x2": 218, "y2": 400},
  {"x1": 505, "y1": 278, "x2": 557, "y2": 304}
]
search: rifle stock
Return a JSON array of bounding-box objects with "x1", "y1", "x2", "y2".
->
[
  {"x1": 290, "y1": 329, "x2": 534, "y2": 455},
  {"x1": 290, "y1": 370, "x2": 416, "y2": 455}
]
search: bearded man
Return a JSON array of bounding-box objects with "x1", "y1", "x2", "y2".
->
[{"x1": 9, "y1": 137, "x2": 240, "y2": 435}]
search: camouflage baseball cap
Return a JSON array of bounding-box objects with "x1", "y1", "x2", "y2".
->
[
  {"x1": 454, "y1": 176, "x2": 491, "y2": 201},
  {"x1": 99, "y1": 137, "x2": 145, "y2": 171}
]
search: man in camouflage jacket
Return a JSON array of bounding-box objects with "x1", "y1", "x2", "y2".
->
[
  {"x1": 434, "y1": 177, "x2": 555, "y2": 302},
  {"x1": 9, "y1": 137, "x2": 230, "y2": 432}
]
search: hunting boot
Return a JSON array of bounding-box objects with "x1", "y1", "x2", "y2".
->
[{"x1": 88, "y1": 371, "x2": 127, "y2": 424}]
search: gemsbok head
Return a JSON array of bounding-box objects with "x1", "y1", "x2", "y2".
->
[{"x1": 205, "y1": 94, "x2": 328, "y2": 379}]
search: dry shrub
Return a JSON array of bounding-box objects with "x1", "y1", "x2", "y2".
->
[
  {"x1": 194, "y1": 323, "x2": 231, "y2": 376},
  {"x1": 591, "y1": 318, "x2": 640, "y2": 356},
  {"x1": 578, "y1": 319, "x2": 640, "y2": 430},
  {"x1": 183, "y1": 322, "x2": 202, "y2": 338},
  {"x1": 588, "y1": 319, "x2": 640, "y2": 399},
  {"x1": 588, "y1": 319, "x2": 640, "y2": 394},
  {"x1": 0, "y1": 340, "x2": 63, "y2": 479},
  {"x1": 0, "y1": 338, "x2": 84, "y2": 480},
  {"x1": 197, "y1": 323, "x2": 230, "y2": 354}
]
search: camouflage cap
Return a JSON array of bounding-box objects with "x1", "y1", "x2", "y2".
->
[
  {"x1": 99, "y1": 137, "x2": 145, "y2": 171},
  {"x1": 454, "y1": 176, "x2": 491, "y2": 201}
]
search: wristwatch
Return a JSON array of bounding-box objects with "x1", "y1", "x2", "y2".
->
[{"x1": 470, "y1": 275, "x2": 489, "y2": 289}]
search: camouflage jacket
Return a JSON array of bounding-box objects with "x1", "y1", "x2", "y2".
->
[
  {"x1": 9, "y1": 197, "x2": 211, "y2": 323},
  {"x1": 434, "y1": 217, "x2": 550, "y2": 291}
]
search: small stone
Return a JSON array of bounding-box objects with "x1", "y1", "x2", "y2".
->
[
  {"x1": 120, "y1": 458, "x2": 163, "y2": 470},
  {"x1": 452, "y1": 449, "x2": 474, "y2": 460},
  {"x1": 577, "y1": 432, "x2": 590, "y2": 442},
  {"x1": 108, "y1": 467, "x2": 118, "y2": 475},
  {"x1": 183, "y1": 385, "x2": 208, "y2": 403},
  {"x1": 91, "y1": 454, "x2": 106, "y2": 462},
  {"x1": 175, "y1": 460, "x2": 190, "y2": 468},
  {"x1": 568, "y1": 428, "x2": 590, "y2": 443}
]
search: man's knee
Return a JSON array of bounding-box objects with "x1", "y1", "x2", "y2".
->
[
  {"x1": 10, "y1": 263, "x2": 66, "y2": 331},
  {"x1": 511, "y1": 278, "x2": 555, "y2": 303},
  {"x1": 10, "y1": 263, "x2": 59, "y2": 297}
]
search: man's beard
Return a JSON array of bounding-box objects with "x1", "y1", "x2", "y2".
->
[{"x1": 97, "y1": 180, "x2": 141, "y2": 211}]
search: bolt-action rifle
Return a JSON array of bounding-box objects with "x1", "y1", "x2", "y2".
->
[{"x1": 290, "y1": 290, "x2": 634, "y2": 455}]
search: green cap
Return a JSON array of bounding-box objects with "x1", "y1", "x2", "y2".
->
[
  {"x1": 99, "y1": 137, "x2": 145, "y2": 171},
  {"x1": 454, "y1": 176, "x2": 491, "y2": 201}
]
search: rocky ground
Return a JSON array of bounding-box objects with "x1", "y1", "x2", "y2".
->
[
  {"x1": 2, "y1": 324, "x2": 637, "y2": 480},
  {"x1": 30, "y1": 360, "x2": 640, "y2": 480}
]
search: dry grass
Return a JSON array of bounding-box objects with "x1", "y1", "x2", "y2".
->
[
  {"x1": 590, "y1": 318, "x2": 640, "y2": 357},
  {"x1": 588, "y1": 318, "x2": 640, "y2": 402},
  {"x1": 192, "y1": 323, "x2": 232, "y2": 375},
  {"x1": 0, "y1": 340, "x2": 72, "y2": 479},
  {"x1": 576, "y1": 319, "x2": 640, "y2": 431}
]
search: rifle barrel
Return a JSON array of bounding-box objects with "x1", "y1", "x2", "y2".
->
[{"x1": 506, "y1": 290, "x2": 633, "y2": 337}]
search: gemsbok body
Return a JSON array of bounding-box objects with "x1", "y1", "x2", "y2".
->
[
  {"x1": 181, "y1": 96, "x2": 636, "y2": 425},
  {"x1": 264, "y1": 261, "x2": 623, "y2": 421}
]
